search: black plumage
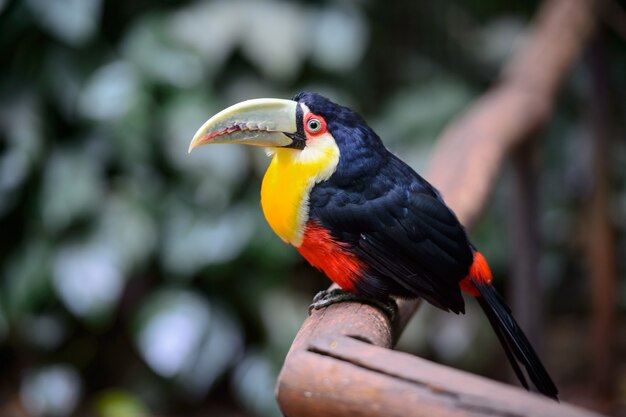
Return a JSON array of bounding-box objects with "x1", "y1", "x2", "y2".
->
[
  {"x1": 298, "y1": 91, "x2": 473, "y2": 313},
  {"x1": 309, "y1": 152, "x2": 473, "y2": 313}
]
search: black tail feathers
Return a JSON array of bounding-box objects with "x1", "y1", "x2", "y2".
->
[{"x1": 474, "y1": 281, "x2": 559, "y2": 400}]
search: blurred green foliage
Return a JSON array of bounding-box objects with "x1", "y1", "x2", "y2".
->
[{"x1": 1, "y1": 0, "x2": 625, "y2": 416}]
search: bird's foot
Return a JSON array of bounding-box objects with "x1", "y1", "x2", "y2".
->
[{"x1": 308, "y1": 288, "x2": 398, "y2": 323}]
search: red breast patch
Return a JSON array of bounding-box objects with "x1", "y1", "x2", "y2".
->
[{"x1": 296, "y1": 221, "x2": 363, "y2": 292}]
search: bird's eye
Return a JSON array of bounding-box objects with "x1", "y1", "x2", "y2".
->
[
  {"x1": 303, "y1": 113, "x2": 327, "y2": 136},
  {"x1": 307, "y1": 118, "x2": 322, "y2": 132}
]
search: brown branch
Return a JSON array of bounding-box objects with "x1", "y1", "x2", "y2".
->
[
  {"x1": 279, "y1": 307, "x2": 608, "y2": 417},
  {"x1": 276, "y1": 0, "x2": 604, "y2": 415},
  {"x1": 280, "y1": 335, "x2": 604, "y2": 417}
]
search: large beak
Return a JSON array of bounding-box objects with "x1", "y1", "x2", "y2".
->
[{"x1": 188, "y1": 98, "x2": 305, "y2": 153}]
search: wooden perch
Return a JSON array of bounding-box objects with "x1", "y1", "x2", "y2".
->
[
  {"x1": 278, "y1": 301, "x2": 605, "y2": 417},
  {"x1": 276, "y1": 0, "x2": 605, "y2": 416}
]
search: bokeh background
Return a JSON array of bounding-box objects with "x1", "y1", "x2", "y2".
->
[{"x1": 1, "y1": 0, "x2": 625, "y2": 416}]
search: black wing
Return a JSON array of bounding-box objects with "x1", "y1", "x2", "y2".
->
[{"x1": 308, "y1": 154, "x2": 473, "y2": 313}]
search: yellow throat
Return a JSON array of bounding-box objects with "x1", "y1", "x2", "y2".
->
[{"x1": 260, "y1": 135, "x2": 340, "y2": 247}]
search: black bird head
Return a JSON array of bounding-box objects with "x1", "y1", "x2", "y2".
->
[{"x1": 292, "y1": 91, "x2": 384, "y2": 150}]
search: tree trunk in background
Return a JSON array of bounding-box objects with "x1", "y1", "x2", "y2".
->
[
  {"x1": 586, "y1": 35, "x2": 616, "y2": 413},
  {"x1": 509, "y1": 139, "x2": 542, "y2": 352}
]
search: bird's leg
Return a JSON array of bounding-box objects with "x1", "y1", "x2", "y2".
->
[{"x1": 308, "y1": 288, "x2": 398, "y2": 323}]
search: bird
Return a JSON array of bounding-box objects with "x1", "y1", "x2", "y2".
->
[{"x1": 188, "y1": 91, "x2": 558, "y2": 399}]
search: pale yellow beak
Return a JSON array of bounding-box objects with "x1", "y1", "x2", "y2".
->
[{"x1": 188, "y1": 98, "x2": 303, "y2": 153}]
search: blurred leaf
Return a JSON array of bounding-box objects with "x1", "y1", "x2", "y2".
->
[
  {"x1": 40, "y1": 148, "x2": 103, "y2": 233},
  {"x1": 231, "y1": 80, "x2": 299, "y2": 109},
  {"x1": 397, "y1": 303, "x2": 487, "y2": 371},
  {"x1": 171, "y1": 0, "x2": 310, "y2": 81},
  {"x1": 161, "y1": 201, "x2": 256, "y2": 277},
  {"x1": 378, "y1": 76, "x2": 474, "y2": 146},
  {"x1": 46, "y1": 50, "x2": 84, "y2": 121},
  {"x1": 79, "y1": 61, "x2": 140, "y2": 121},
  {"x1": 94, "y1": 390, "x2": 149, "y2": 417},
  {"x1": 259, "y1": 289, "x2": 308, "y2": 355},
  {"x1": 122, "y1": 16, "x2": 204, "y2": 88},
  {"x1": 374, "y1": 76, "x2": 475, "y2": 173},
  {"x1": 472, "y1": 16, "x2": 526, "y2": 69},
  {"x1": 44, "y1": 183, "x2": 156, "y2": 325},
  {"x1": 3, "y1": 239, "x2": 52, "y2": 319},
  {"x1": 0, "y1": 93, "x2": 43, "y2": 216},
  {"x1": 21, "y1": 364, "x2": 82, "y2": 417},
  {"x1": 94, "y1": 191, "x2": 157, "y2": 272},
  {"x1": 310, "y1": 5, "x2": 368, "y2": 72},
  {"x1": 0, "y1": 148, "x2": 29, "y2": 200},
  {"x1": 231, "y1": 351, "x2": 281, "y2": 417},
  {"x1": 394, "y1": 304, "x2": 433, "y2": 354},
  {"x1": 19, "y1": 314, "x2": 67, "y2": 351},
  {"x1": 134, "y1": 290, "x2": 243, "y2": 397},
  {"x1": 239, "y1": 0, "x2": 309, "y2": 81},
  {"x1": 112, "y1": 100, "x2": 154, "y2": 167},
  {"x1": 25, "y1": 0, "x2": 102, "y2": 46},
  {"x1": 180, "y1": 302, "x2": 243, "y2": 397},
  {"x1": 52, "y1": 242, "x2": 123, "y2": 323},
  {"x1": 168, "y1": 1, "x2": 244, "y2": 76},
  {"x1": 429, "y1": 310, "x2": 476, "y2": 362},
  {"x1": 136, "y1": 290, "x2": 208, "y2": 378}
]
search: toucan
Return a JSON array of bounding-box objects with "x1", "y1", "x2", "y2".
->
[{"x1": 188, "y1": 92, "x2": 558, "y2": 399}]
